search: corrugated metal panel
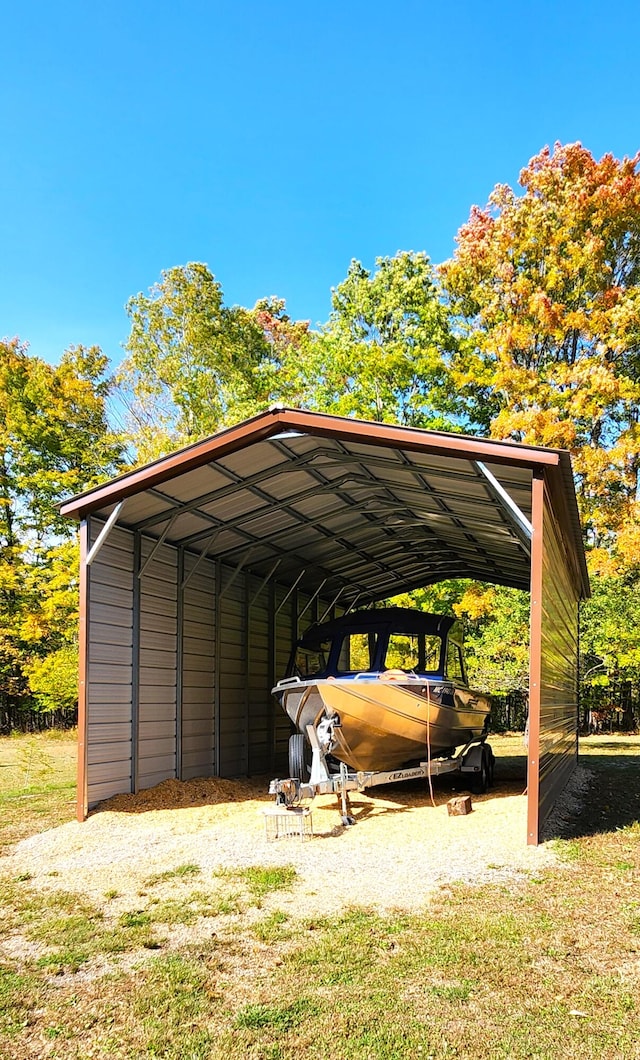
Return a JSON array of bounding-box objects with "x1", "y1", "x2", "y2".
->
[
  {"x1": 88, "y1": 663, "x2": 132, "y2": 684},
  {"x1": 139, "y1": 685, "x2": 176, "y2": 706},
  {"x1": 273, "y1": 585, "x2": 295, "y2": 769},
  {"x1": 137, "y1": 699, "x2": 176, "y2": 720},
  {"x1": 88, "y1": 702, "x2": 135, "y2": 722},
  {"x1": 537, "y1": 483, "x2": 580, "y2": 833},
  {"x1": 91, "y1": 582, "x2": 133, "y2": 609},
  {"x1": 140, "y1": 630, "x2": 176, "y2": 652},
  {"x1": 137, "y1": 538, "x2": 177, "y2": 789},
  {"x1": 87, "y1": 762, "x2": 132, "y2": 788},
  {"x1": 89, "y1": 642, "x2": 132, "y2": 665},
  {"x1": 180, "y1": 686, "x2": 213, "y2": 705},
  {"x1": 86, "y1": 520, "x2": 134, "y2": 808},
  {"x1": 247, "y1": 576, "x2": 272, "y2": 773},
  {"x1": 88, "y1": 741, "x2": 132, "y2": 766},
  {"x1": 140, "y1": 611, "x2": 177, "y2": 635},
  {"x1": 217, "y1": 568, "x2": 246, "y2": 775},
  {"x1": 90, "y1": 621, "x2": 133, "y2": 648},
  {"x1": 88, "y1": 722, "x2": 131, "y2": 743},
  {"x1": 181, "y1": 553, "x2": 215, "y2": 781},
  {"x1": 139, "y1": 719, "x2": 176, "y2": 740},
  {"x1": 90, "y1": 561, "x2": 133, "y2": 591},
  {"x1": 88, "y1": 684, "x2": 134, "y2": 705}
]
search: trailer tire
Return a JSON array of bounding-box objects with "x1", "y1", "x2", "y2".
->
[
  {"x1": 487, "y1": 746, "x2": 495, "y2": 786},
  {"x1": 470, "y1": 746, "x2": 491, "y2": 795},
  {"x1": 289, "y1": 733, "x2": 310, "y2": 781}
]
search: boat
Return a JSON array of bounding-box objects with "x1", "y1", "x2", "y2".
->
[{"x1": 272, "y1": 607, "x2": 491, "y2": 774}]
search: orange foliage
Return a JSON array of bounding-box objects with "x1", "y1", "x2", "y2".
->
[{"x1": 441, "y1": 142, "x2": 640, "y2": 556}]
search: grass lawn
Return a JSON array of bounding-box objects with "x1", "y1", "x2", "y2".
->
[
  {"x1": 0, "y1": 731, "x2": 76, "y2": 854},
  {"x1": 1, "y1": 731, "x2": 640, "y2": 1058}
]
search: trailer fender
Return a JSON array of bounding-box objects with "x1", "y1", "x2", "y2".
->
[{"x1": 459, "y1": 743, "x2": 484, "y2": 773}]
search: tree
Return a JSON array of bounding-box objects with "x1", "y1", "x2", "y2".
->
[
  {"x1": 579, "y1": 572, "x2": 640, "y2": 728},
  {"x1": 119, "y1": 264, "x2": 308, "y2": 462},
  {"x1": 440, "y1": 144, "x2": 640, "y2": 721},
  {"x1": 440, "y1": 143, "x2": 640, "y2": 555},
  {"x1": 295, "y1": 252, "x2": 458, "y2": 428},
  {"x1": 0, "y1": 339, "x2": 122, "y2": 728},
  {"x1": 393, "y1": 580, "x2": 530, "y2": 695}
]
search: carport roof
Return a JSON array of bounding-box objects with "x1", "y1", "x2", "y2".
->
[{"x1": 61, "y1": 407, "x2": 589, "y2": 603}]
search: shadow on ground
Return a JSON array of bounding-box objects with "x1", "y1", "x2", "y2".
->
[{"x1": 544, "y1": 743, "x2": 640, "y2": 840}]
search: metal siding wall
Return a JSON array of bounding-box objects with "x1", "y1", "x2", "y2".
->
[
  {"x1": 247, "y1": 576, "x2": 272, "y2": 773},
  {"x1": 218, "y1": 567, "x2": 247, "y2": 775},
  {"x1": 86, "y1": 522, "x2": 134, "y2": 807},
  {"x1": 537, "y1": 485, "x2": 580, "y2": 831},
  {"x1": 272, "y1": 586, "x2": 296, "y2": 771},
  {"x1": 181, "y1": 554, "x2": 215, "y2": 780},
  {"x1": 138, "y1": 539, "x2": 178, "y2": 789}
]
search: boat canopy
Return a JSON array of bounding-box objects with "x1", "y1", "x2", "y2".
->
[{"x1": 297, "y1": 607, "x2": 457, "y2": 647}]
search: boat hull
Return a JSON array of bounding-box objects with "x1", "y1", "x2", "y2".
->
[{"x1": 277, "y1": 678, "x2": 490, "y2": 773}]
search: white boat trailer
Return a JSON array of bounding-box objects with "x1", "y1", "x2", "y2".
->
[{"x1": 269, "y1": 724, "x2": 494, "y2": 826}]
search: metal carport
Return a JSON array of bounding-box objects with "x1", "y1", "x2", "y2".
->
[{"x1": 60, "y1": 407, "x2": 590, "y2": 844}]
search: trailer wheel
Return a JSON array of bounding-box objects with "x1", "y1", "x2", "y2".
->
[
  {"x1": 288, "y1": 733, "x2": 310, "y2": 781},
  {"x1": 470, "y1": 746, "x2": 491, "y2": 795},
  {"x1": 486, "y1": 746, "x2": 495, "y2": 786}
]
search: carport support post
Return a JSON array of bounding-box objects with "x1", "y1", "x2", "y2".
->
[
  {"x1": 268, "y1": 580, "x2": 276, "y2": 772},
  {"x1": 214, "y1": 560, "x2": 222, "y2": 776},
  {"x1": 132, "y1": 532, "x2": 141, "y2": 795},
  {"x1": 176, "y1": 547, "x2": 184, "y2": 781},
  {"x1": 243, "y1": 576, "x2": 250, "y2": 774},
  {"x1": 76, "y1": 519, "x2": 89, "y2": 822},
  {"x1": 527, "y1": 469, "x2": 544, "y2": 845}
]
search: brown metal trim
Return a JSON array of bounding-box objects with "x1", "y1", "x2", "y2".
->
[
  {"x1": 527, "y1": 469, "x2": 545, "y2": 845},
  {"x1": 60, "y1": 410, "x2": 283, "y2": 518},
  {"x1": 543, "y1": 455, "x2": 590, "y2": 599},
  {"x1": 278, "y1": 409, "x2": 561, "y2": 468},
  {"x1": 76, "y1": 520, "x2": 89, "y2": 821},
  {"x1": 60, "y1": 407, "x2": 561, "y2": 521}
]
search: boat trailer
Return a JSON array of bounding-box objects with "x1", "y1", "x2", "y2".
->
[{"x1": 269, "y1": 725, "x2": 495, "y2": 827}]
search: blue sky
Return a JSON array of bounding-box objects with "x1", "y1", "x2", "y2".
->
[{"x1": 2, "y1": 0, "x2": 639, "y2": 370}]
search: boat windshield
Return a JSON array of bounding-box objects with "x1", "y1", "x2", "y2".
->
[
  {"x1": 384, "y1": 632, "x2": 442, "y2": 672},
  {"x1": 336, "y1": 631, "x2": 379, "y2": 674},
  {"x1": 294, "y1": 641, "x2": 331, "y2": 678}
]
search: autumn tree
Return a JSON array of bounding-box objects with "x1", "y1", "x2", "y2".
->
[
  {"x1": 440, "y1": 142, "x2": 640, "y2": 556},
  {"x1": 119, "y1": 263, "x2": 308, "y2": 461},
  {"x1": 441, "y1": 143, "x2": 640, "y2": 716},
  {"x1": 295, "y1": 252, "x2": 457, "y2": 427},
  {"x1": 0, "y1": 339, "x2": 122, "y2": 728},
  {"x1": 579, "y1": 573, "x2": 640, "y2": 727}
]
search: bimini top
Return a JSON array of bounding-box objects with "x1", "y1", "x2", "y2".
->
[
  {"x1": 60, "y1": 407, "x2": 590, "y2": 605},
  {"x1": 297, "y1": 607, "x2": 456, "y2": 647}
]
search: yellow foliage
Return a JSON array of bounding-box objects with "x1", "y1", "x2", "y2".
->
[{"x1": 454, "y1": 585, "x2": 496, "y2": 621}]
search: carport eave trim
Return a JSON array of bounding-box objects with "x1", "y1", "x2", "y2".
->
[{"x1": 59, "y1": 406, "x2": 561, "y2": 521}]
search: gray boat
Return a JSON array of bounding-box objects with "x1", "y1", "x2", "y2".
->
[{"x1": 272, "y1": 607, "x2": 491, "y2": 775}]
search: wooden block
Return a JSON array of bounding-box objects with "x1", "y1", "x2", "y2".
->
[{"x1": 447, "y1": 795, "x2": 472, "y2": 816}]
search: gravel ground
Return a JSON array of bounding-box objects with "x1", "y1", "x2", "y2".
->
[{"x1": 2, "y1": 763, "x2": 589, "y2": 917}]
